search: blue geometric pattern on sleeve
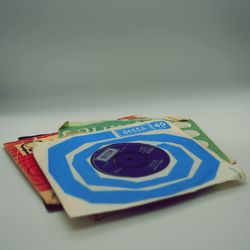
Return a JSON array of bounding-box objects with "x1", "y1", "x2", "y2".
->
[
  {"x1": 48, "y1": 131, "x2": 219, "y2": 204},
  {"x1": 72, "y1": 139, "x2": 194, "y2": 188}
]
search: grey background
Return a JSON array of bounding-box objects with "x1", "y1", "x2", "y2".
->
[{"x1": 0, "y1": 1, "x2": 250, "y2": 250}]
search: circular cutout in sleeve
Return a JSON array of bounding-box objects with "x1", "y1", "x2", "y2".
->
[{"x1": 91, "y1": 143, "x2": 170, "y2": 178}]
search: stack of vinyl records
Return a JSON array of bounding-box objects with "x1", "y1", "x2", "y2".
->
[{"x1": 4, "y1": 115, "x2": 246, "y2": 219}]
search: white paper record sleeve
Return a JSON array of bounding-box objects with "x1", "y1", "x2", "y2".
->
[{"x1": 33, "y1": 120, "x2": 245, "y2": 218}]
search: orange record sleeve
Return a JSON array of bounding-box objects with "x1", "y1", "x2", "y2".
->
[{"x1": 4, "y1": 133, "x2": 62, "y2": 211}]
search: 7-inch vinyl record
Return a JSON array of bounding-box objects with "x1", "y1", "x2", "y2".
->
[
  {"x1": 33, "y1": 119, "x2": 245, "y2": 218},
  {"x1": 91, "y1": 143, "x2": 170, "y2": 178}
]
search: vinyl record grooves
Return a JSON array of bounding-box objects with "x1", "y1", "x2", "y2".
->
[{"x1": 91, "y1": 143, "x2": 170, "y2": 178}]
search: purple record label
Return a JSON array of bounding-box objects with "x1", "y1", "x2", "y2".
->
[{"x1": 91, "y1": 143, "x2": 170, "y2": 178}]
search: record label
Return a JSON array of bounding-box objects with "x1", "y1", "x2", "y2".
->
[{"x1": 91, "y1": 143, "x2": 170, "y2": 178}]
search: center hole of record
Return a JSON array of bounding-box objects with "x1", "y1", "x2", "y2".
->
[{"x1": 115, "y1": 152, "x2": 146, "y2": 168}]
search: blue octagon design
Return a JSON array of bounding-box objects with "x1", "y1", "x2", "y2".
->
[
  {"x1": 48, "y1": 131, "x2": 220, "y2": 204},
  {"x1": 72, "y1": 141, "x2": 193, "y2": 189}
]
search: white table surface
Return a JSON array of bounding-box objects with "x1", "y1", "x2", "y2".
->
[{"x1": 1, "y1": 89, "x2": 250, "y2": 250}]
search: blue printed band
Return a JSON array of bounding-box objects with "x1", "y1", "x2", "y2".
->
[
  {"x1": 48, "y1": 129, "x2": 219, "y2": 204},
  {"x1": 115, "y1": 120, "x2": 170, "y2": 137}
]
